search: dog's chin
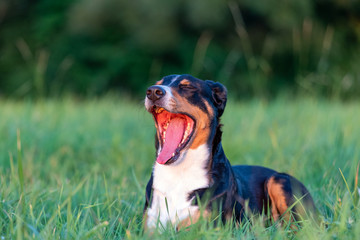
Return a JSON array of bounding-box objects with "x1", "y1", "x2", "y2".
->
[{"x1": 151, "y1": 106, "x2": 195, "y2": 165}]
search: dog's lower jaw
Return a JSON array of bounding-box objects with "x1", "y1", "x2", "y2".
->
[{"x1": 145, "y1": 144, "x2": 210, "y2": 231}]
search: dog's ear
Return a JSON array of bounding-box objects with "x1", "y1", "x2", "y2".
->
[{"x1": 205, "y1": 80, "x2": 227, "y2": 117}]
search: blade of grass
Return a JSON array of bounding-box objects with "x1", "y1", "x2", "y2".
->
[
  {"x1": 40, "y1": 178, "x2": 87, "y2": 236},
  {"x1": 81, "y1": 221, "x2": 109, "y2": 240},
  {"x1": 16, "y1": 129, "x2": 26, "y2": 240},
  {"x1": 339, "y1": 168, "x2": 355, "y2": 206},
  {"x1": 17, "y1": 129, "x2": 25, "y2": 201},
  {"x1": 9, "y1": 151, "x2": 15, "y2": 181}
]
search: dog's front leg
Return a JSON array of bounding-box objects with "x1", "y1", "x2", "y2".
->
[{"x1": 176, "y1": 209, "x2": 210, "y2": 231}]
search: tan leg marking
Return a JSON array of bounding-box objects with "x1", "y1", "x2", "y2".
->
[
  {"x1": 267, "y1": 176, "x2": 290, "y2": 222},
  {"x1": 176, "y1": 209, "x2": 210, "y2": 231}
]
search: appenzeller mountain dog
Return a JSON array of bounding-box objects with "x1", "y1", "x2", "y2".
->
[{"x1": 143, "y1": 74, "x2": 317, "y2": 231}]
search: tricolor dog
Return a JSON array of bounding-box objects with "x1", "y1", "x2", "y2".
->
[{"x1": 143, "y1": 74, "x2": 316, "y2": 231}]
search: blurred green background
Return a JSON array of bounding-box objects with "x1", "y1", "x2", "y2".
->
[
  {"x1": 1, "y1": 1, "x2": 360, "y2": 237},
  {"x1": 1, "y1": 0, "x2": 359, "y2": 99}
]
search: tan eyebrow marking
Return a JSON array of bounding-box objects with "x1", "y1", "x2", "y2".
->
[
  {"x1": 156, "y1": 79, "x2": 164, "y2": 85},
  {"x1": 179, "y1": 79, "x2": 191, "y2": 85}
]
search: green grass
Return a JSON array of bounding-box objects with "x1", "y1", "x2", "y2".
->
[{"x1": 0, "y1": 97, "x2": 360, "y2": 239}]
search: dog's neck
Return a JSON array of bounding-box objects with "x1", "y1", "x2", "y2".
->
[
  {"x1": 210, "y1": 124, "x2": 225, "y2": 159},
  {"x1": 208, "y1": 122, "x2": 230, "y2": 171}
]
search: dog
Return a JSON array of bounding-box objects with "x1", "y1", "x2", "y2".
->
[{"x1": 143, "y1": 74, "x2": 317, "y2": 231}]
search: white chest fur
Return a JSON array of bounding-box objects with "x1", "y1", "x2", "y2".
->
[{"x1": 146, "y1": 144, "x2": 210, "y2": 230}]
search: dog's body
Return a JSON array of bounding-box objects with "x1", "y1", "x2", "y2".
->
[{"x1": 144, "y1": 74, "x2": 316, "y2": 231}]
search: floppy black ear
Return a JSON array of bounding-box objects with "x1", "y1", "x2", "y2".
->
[{"x1": 205, "y1": 80, "x2": 227, "y2": 117}]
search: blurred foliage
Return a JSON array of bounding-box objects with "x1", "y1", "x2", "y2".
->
[{"x1": 0, "y1": 0, "x2": 359, "y2": 99}]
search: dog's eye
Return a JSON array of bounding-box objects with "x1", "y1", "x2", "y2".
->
[{"x1": 179, "y1": 84, "x2": 196, "y2": 90}]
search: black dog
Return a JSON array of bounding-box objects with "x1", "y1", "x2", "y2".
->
[{"x1": 143, "y1": 74, "x2": 316, "y2": 231}]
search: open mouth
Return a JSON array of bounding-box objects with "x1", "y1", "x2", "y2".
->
[{"x1": 151, "y1": 106, "x2": 195, "y2": 165}]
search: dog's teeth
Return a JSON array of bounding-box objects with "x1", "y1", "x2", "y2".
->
[
  {"x1": 183, "y1": 129, "x2": 189, "y2": 141},
  {"x1": 155, "y1": 107, "x2": 164, "y2": 114},
  {"x1": 186, "y1": 123, "x2": 190, "y2": 132},
  {"x1": 162, "y1": 130, "x2": 166, "y2": 141},
  {"x1": 172, "y1": 153, "x2": 175, "y2": 157}
]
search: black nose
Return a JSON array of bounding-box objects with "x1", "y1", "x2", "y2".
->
[{"x1": 146, "y1": 86, "x2": 166, "y2": 101}]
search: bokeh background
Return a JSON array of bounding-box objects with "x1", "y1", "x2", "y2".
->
[
  {"x1": 1, "y1": 0, "x2": 359, "y2": 99},
  {"x1": 1, "y1": 1, "x2": 360, "y2": 238}
]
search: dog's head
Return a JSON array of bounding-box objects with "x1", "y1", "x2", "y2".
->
[{"x1": 145, "y1": 74, "x2": 227, "y2": 165}]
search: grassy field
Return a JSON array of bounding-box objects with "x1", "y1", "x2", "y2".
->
[{"x1": 0, "y1": 97, "x2": 360, "y2": 239}]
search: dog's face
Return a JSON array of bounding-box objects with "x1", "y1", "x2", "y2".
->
[{"x1": 145, "y1": 74, "x2": 227, "y2": 165}]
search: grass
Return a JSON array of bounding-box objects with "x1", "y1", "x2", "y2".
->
[{"x1": 0, "y1": 96, "x2": 359, "y2": 239}]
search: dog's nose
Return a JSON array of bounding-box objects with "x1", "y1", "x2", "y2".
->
[{"x1": 146, "y1": 86, "x2": 166, "y2": 101}]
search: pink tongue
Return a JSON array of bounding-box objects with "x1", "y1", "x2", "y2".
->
[{"x1": 157, "y1": 118, "x2": 185, "y2": 164}]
